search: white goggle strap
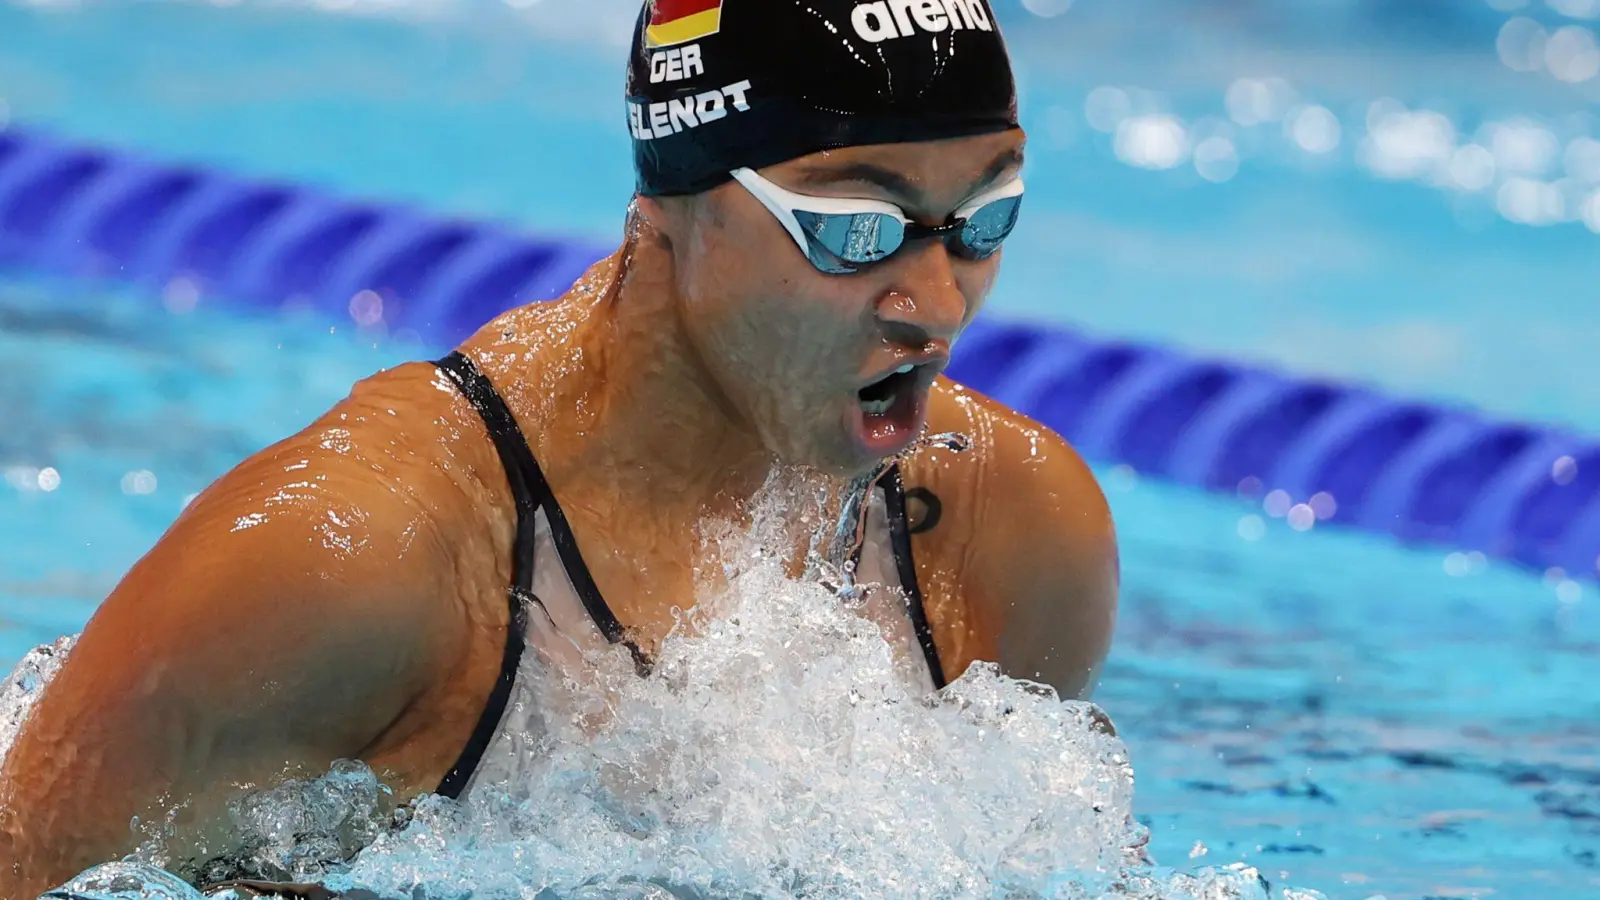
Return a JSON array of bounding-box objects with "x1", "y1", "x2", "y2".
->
[
  {"x1": 730, "y1": 168, "x2": 812, "y2": 257},
  {"x1": 954, "y1": 175, "x2": 1026, "y2": 220}
]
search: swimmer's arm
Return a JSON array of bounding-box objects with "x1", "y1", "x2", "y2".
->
[
  {"x1": 0, "y1": 454, "x2": 465, "y2": 900},
  {"x1": 977, "y1": 432, "x2": 1120, "y2": 701}
]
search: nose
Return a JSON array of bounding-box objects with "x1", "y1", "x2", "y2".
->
[{"x1": 874, "y1": 240, "x2": 968, "y2": 349}]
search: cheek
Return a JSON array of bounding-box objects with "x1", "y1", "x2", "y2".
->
[
  {"x1": 957, "y1": 256, "x2": 1003, "y2": 324},
  {"x1": 684, "y1": 233, "x2": 864, "y2": 374},
  {"x1": 713, "y1": 285, "x2": 860, "y2": 391}
]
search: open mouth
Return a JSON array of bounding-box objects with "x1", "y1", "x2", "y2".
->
[
  {"x1": 849, "y1": 361, "x2": 933, "y2": 458},
  {"x1": 857, "y1": 363, "x2": 919, "y2": 416}
]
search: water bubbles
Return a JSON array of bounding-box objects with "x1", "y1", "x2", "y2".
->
[
  {"x1": 1307, "y1": 492, "x2": 1338, "y2": 521},
  {"x1": 1488, "y1": 120, "x2": 1561, "y2": 176},
  {"x1": 1225, "y1": 77, "x2": 1295, "y2": 127},
  {"x1": 1263, "y1": 489, "x2": 1293, "y2": 518},
  {"x1": 122, "y1": 469, "x2": 159, "y2": 495},
  {"x1": 1552, "y1": 454, "x2": 1579, "y2": 485},
  {"x1": 1546, "y1": 26, "x2": 1600, "y2": 81},
  {"x1": 5, "y1": 465, "x2": 41, "y2": 492},
  {"x1": 1448, "y1": 144, "x2": 1497, "y2": 191},
  {"x1": 1565, "y1": 136, "x2": 1600, "y2": 182},
  {"x1": 1286, "y1": 504, "x2": 1317, "y2": 532},
  {"x1": 1496, "y1": 176, "x2": 1566, "y2": 224},
  {"x1": 1250, "y1": 492, "x2": 1334, "y2": 534},
  {"x1": 327, "y1": 545, "x2": 1155, "y2": 897},
  {"x1": 1105, "y1": 463, "x2": 1140, "y2": 492},
  {"x1": 37, "y1": 466, "x2": 61, "y2": 492},
  {"x1": 1550, "y1": 0, "x2": 1600, "y2": 18},
  {"x1": 1193, "y1": 136, "x2": 1240, "y2": 183},
  {"x1": 1442, "y1": 551, "x2": 1489, "y2": 577},
  {"x1": 1498, "y1": 17, "x2": 1550, "y2": 72},
  {"x1": 1360, "y1": 103, "x2": 1456, "y2": 181},
  {"x1": 1493, "y1": 15, "x2": 1600, "y2": 79},
  {"x1": 1582, "y1": 189, "x2": 1600, "y2": 230},
  {"x1": 1115, "y1": 115, "x2": 1190, "y2": 170},
  {"x1": 163, "y1": 275, "x2": 201, "y2": 315},
  {"x1": 0, "y1": 636, "x2": 75, "y2": 765},
  {"x1": 348, "y1": 289, "x2": 384, "y2": 327},
  {"x1": 1556, "y1": 578, "x2": 1583, "y2": 605},
  {"x1": 1285, "y1": 105, "x2": 1341, "y2": 155},
  {"x1": 34, "y1": 861, "x2": 203, "y2": 900},
  {"x1": 169, "y1": 759, "x2": 399, "y2": 884}
]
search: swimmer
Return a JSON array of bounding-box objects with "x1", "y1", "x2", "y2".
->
[{"x1": 0, "y1": 1, "x2": 1119, "y2": 896}]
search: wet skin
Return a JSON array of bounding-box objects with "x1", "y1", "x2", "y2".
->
[{"x1": 0, "y1": 130, "x2": 1118, "y2": 899}]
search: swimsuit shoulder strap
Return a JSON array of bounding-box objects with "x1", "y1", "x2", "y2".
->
[
  {"x1": 431, "y1": 349, "x2": 536, "y2": 799},
  {"x1": 881, "y1": 464, "x2": 948, "y2": 690}
]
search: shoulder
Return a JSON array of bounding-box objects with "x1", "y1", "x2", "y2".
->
[
  {"x1": 903, "y1": 379, "x2": 1119, "y2": 698},
  {"x1": 86, "y1": 359, "x2": 512, "y2": 721},
  {"x1": 187, "y1": 359, "x2": 510, "y2": 547},
  {"x1": 0, "y1": 361, "x2": 513, "y2": 820},
  {"x1": 915, "y1": 379, "x2": 1116, "y2": 566}
]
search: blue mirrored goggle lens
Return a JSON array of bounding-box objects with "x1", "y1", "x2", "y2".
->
[
  {"x1": 793, "y1": 210, "x2": 906, "y2": 271},
  {"x1": 792, "y1": 195, "x2": 1022, "y2": 274},
  {"x1": 956, "y1": 194, "x2": 1023, "y2": 260}
]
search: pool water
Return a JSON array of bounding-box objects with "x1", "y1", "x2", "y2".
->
[
  {"x1": 3, "y1": 273, "x2": 1596, "y2": 899},
  {"x1": 1, "y1": 1, "x2": 1597, "y2": 898}
]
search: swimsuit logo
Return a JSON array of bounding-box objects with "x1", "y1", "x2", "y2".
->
[
  {"x1": 850, "y1": 0, "x2": 994, "y2": 43},
  {"x1": 646, "y1": 0, "x2": 724, "y2": 48}
]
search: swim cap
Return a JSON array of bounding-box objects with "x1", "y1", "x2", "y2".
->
[{"x1": 626, "y1": 0, "x2": 1019, "y2": 196}]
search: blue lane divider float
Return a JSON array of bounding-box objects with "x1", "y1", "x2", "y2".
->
[
  {"x1": 0, "y1": 129, "x2": 609, "y2": 345},
  {"x1": 2, "y1": 126, "x2": 1597, "y2": 577}
]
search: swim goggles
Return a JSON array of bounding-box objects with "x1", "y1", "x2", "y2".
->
[{"x1": 731, "y1": 167, "x2": 1025, "y2": 275}]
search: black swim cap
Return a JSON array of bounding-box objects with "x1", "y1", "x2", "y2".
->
[{"x1": 626, "y1": 0, "x2": 1019, "y2": 196}]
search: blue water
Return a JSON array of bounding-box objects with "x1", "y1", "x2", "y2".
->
[{"x1": 1, "y1": 1, "x2": 1598, "y2": 898}]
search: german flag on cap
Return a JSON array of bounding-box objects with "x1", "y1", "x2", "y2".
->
[{"x1": 646, "y1": 0, "x2": 723, "y2": 48}]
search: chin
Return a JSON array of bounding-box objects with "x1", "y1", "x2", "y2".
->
[
  {"x1": 805, "y1": 437, "x2": 890, "y2": 480},
  {"x1": 758, "y1": 427, "x2": 854, "y2": 479}
]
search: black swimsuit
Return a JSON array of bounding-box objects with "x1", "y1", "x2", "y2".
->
[{"x1": 431, "y1": 350, "x2": 946, "y2": 799}]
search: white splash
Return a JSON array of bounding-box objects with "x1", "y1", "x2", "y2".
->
[
  {"x1": 0, "y1": 482, "x2": 1312, "y2": 899},
  {"x1": 0, "y1": 634, "x2": 75, "y2": 765}
]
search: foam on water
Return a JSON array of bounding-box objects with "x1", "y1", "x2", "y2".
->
[{"x1": 1, "y1": 480, "x2": 1316, "y2": 900}]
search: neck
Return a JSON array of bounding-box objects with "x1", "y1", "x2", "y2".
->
[{"x1": 534, "y1": 222, "x2": 777, "y2": 523}]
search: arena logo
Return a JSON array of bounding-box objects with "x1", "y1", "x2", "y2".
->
[
  {"x1": 850, "y1": 0, "x2": 994, "y2": 43},
  {"x1": 630, "y1": 79, "x2": 753, "y2": 141}
]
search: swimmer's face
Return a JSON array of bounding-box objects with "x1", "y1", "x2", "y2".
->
[{"x1": 649, "y1": 130, "x2": 1026, "y2": 476}]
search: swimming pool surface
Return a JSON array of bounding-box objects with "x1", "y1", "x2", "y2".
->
[{"x1": 2, "y1": 2, "x2": 1598, "y2": 898}]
